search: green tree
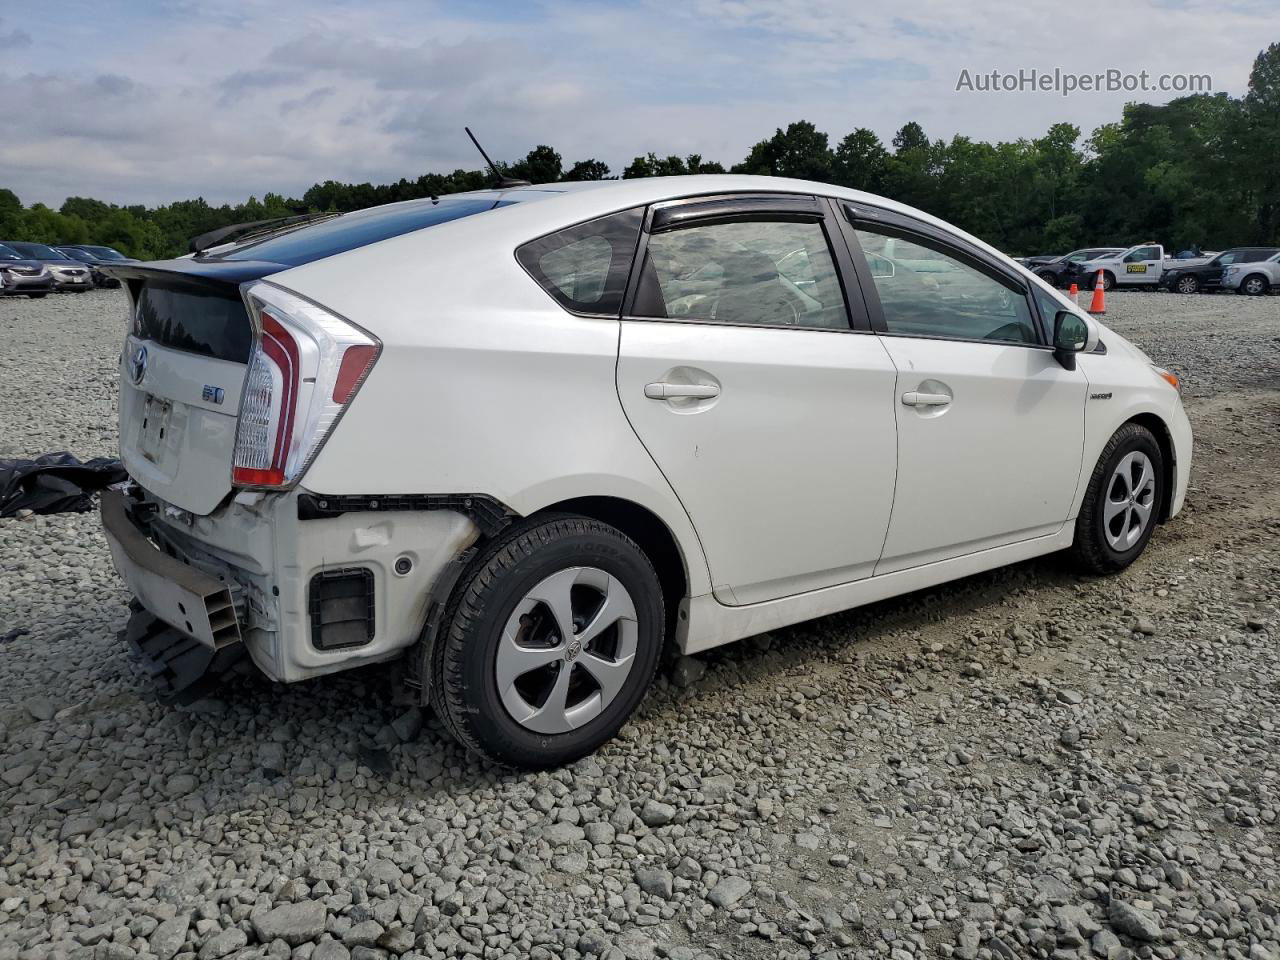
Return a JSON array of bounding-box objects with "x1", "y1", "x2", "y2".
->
[
  {"x1": 565, "y1": 159, "x2": 610, "y2": 181},
  {"x1": 833, "y1": 128, "x2": 890, "y2": 193}
]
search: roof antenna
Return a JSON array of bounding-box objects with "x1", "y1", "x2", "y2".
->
[{"x1": 465, "y1": 126, "x2": 532, "y2": 188}]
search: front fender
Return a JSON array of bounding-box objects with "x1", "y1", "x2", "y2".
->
[{"x1": 1074, "y1": 350, "x2": 1192, "y2": 521}]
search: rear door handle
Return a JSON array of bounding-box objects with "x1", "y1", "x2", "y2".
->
[
  {"x1": 901, "y1": 391, "x2": 951, "y2": 407},
  {"x1": 645, "y1": 382, "x2": 720, "y2": 400}
]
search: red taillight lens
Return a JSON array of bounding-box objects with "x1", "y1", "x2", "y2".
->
[
  {"x1": 333, "y1": 344, "x2": 378, "y2": 404},
  {"x1": 231, "y1": 284, "x2": 379, "y2": 490}
]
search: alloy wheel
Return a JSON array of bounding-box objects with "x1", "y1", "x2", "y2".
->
[
  {"x1": 495, "y1": 566, "x2": 638, "y2": 734},
  {"x1": 1103, "y1": 451, "x2": 1156, "y2": 551},
  {"x1": 1244, "y1": 277, "x2": 1266, "y2": 296},
  {"x1": 1176, "y1": 276, "x2": 1198, "y2": 294}
]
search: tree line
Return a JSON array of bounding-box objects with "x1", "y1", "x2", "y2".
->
[{"x1": 2, "y1": 42, "x2": 1276, "y2": 261}]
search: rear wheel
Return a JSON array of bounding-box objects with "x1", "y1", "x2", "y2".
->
[
  {"x1": 1175, "y1": 275, "x2": 1200, "y2": 294},
  {"x1": 27, "y1": 293, "x2": 47, "y2": 299},
  {"x1": 1070, "y1": 423, "x2": 1164, "y2": 574},
  {"x1": 1240, "y1": 274, "x2": 1269, "y2": 296},
  {"x1": 1101, "y1": 272, "x2": 1116, "y2": 292},
  {"x1": 430, "y1": 515, "x2": 664, "y2": 768}
]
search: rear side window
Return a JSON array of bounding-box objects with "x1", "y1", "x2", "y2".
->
[
  {"x1": 221, "y1": 197, "x2": 513, "y2": 267},
  {"x1": 134, "y1": 282, "x2": 252, "y2": 363},
  {"x1": 516, "y1": 208, "x2": 643, "y2": 316}
]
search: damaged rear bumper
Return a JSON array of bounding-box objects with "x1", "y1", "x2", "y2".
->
[{"x1": 100, "y1": 488, "x2": 242, "y2": 649}]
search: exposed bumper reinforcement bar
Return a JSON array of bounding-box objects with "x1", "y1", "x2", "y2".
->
[{"x1": 100, "y1": 488, "x2": 242, "y2": 650}]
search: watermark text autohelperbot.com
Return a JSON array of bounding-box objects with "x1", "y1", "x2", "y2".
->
[{"x1": 956, "y1": 68, "x2": 1212, "y2": 97}]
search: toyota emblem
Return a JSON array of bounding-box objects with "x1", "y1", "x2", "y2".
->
[{"x1": 130, "y1": 344, "x2": 148, "y2": 385}]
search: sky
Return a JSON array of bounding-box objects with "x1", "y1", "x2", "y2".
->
[{"x1": 0, "y1": 0, "x2": 1274, "y2": 209}]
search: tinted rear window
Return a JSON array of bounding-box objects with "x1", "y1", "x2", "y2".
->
[
  {"x1": 219, "y1": 196, "x2": 514, "y2": 267},
  {"x1": 135, "y1": 281, "x2": 252, "y2": 363}
]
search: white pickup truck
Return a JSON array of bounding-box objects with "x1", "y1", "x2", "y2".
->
[{"x1": 1064, "y1": 243, "x2": 1212, "y2": 291}]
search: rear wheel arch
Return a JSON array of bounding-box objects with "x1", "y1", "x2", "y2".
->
[{"x1": 532, "y1": 496, "x2": 689, "y2": 640}]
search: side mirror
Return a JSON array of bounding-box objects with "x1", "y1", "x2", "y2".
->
[{"x1": 1053, "y1": 310, "x2": 1091, "y2": 370}]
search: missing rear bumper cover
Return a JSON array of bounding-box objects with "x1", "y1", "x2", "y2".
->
[{"x1": 309, "y1": 567, "x2": 376, "y2": 651}]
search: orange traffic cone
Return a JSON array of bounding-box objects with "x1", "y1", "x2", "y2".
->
[
  {"x1": 1088, "y1": 270, "x2": 1106, "y2": 315},
  {"x1": 1068, "y1": 281, "x2": 1079, "y2": 304}
]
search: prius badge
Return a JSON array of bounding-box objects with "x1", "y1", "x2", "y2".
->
[{"x1": 129, "y1": 344, "x2": 148, "y2": 385}]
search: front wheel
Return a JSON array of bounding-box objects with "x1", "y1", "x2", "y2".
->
[
  {"x1": 27, "y1": 293, "x2": 47, "y2": 299},
  {"x1": 1101, "y1": 272, "x2": 1116, "y2": 292},
  {"x1": 430, "y1": 515, "x2": 664, "y2": 768},
  {"x1": 1070, "y1": 423, "x2": 1164, "y2": 574},
  {"x1": 1175, "y1": 275, "x2": 1200, "y2": 295},
  {"x1": 1036, "y1": 270, "x2": 1059, "y2": 286},
  {"x1": 1240, "y1": 274, "x2": 1269, "y2": 296}
]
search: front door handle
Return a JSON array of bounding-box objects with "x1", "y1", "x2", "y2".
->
[
  {"x1": 901, "y1": 391, "x2": 951, "y2": 407},
  {"x1": 645, "y1": 382, "x2": 720, "y2": 400}
]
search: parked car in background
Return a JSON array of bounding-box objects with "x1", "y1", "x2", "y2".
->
[
  {"x1": 0, "y1": 241, "x2": 94, "y2": 292},
  {"x1": 1221, "y1": 250, "x2": 1280, "y2": 295},
  {"x1": 0, "y1": 243, "x2": 54, "y2": 297},
  {"x1": 63, "y1": 243, "x2": 136, "y2": 264},
  {"x1": 1020, "y1": 247, "x2": 1124, "y2": 287},
  {"x1": 55, "y1": 246, "x2": 123, "y2": 288},
  {"x1": 1063, "y1": 243, "x2": 1212, "y2": 291},
  {"x1": 99, "y1": 175, "x2": 1191, "y2": 768},
  {"x1": 1161, "y1": 247, "x2": 1280, "y2": 294}
]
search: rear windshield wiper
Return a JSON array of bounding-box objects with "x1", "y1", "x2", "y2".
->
[{"x1": 189, "y1": 213, "x2": 340, "y2": 256}]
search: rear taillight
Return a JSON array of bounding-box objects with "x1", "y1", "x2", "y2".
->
[{"x1": 231, "y1": 282, "x2": 379, "y2": 489}]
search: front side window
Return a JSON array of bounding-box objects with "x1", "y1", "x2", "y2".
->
[
  {"x1": 516, "y1": 207, "x2": 643, "y2": 316},
  {"x1": 853, "y1": 228, "x2": 1037, "y2": 345},
  {"x1": 635, "y1": 218, "x2": 848, "y2": 330}
]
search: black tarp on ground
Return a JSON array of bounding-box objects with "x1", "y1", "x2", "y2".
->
[{"x1": 0, "y1": 452, "x2": 127, "y2": 517}]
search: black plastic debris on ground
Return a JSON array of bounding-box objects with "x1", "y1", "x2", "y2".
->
[{"x1": 0, "y1": 452, "x2": 127, "y2": 518}]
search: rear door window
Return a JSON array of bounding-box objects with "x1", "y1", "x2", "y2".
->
[
  {"x1": 634, "y1": 218, "x2": 849, "y2": 330},
  {"x1": 516, "y1": 208, "x2": 644, "y2": 316}
]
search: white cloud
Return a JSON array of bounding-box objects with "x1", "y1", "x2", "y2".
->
[{"x1": 0, "y1": 0, "x2": 1270, "y2": 207}]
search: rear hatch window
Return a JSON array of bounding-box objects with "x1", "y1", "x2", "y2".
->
[
  {"x1": 216, "y1": 196, "x2": 515, "y2": 267},
  {"x1": 134, "y1": 281, "x2": 252, "y2": 363}
]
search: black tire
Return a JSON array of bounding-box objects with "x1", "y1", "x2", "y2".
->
[
  {"x1": 1174, "y1": 274, "x2": 1200, "y2": 295},
  {"x1": 1036, "y1": 270, "x2": 1059, "y2": 286},
  {"x1": 1070, "y1": 423, "x2": 1164, "y2": 575},
  {"x1": 1239, "y1": 273, "x2": 1269, "y2": 296},
  {"x1": 27, "y1": 293, "x2": 47, "y2": 299},
  {"x1": 430, "y1": 515, "x2": 664, "y2": 768},
  {"x1": 1101, "y1": 272, "x2": 1116, "y2": 292}
]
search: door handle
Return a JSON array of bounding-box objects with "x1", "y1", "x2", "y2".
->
[
  {"x1": 901, "y1": 391, "x2": 951, "y2": 407},
  {"x1": 645, "y1": 382, "x2": 720, "y2": 400}
]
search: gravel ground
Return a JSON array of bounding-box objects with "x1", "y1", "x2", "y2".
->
[{"x1": 1, "y1": 287, "x2": 1278, "y2": 960}]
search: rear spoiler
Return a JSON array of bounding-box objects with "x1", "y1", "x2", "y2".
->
[{"x1": 101, "y1": 257, "x2": 288, "y2": 291}]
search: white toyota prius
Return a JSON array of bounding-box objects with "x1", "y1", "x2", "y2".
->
[{"x1": 101, "y1": 175, "x2": 1192, "y2": 768}]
